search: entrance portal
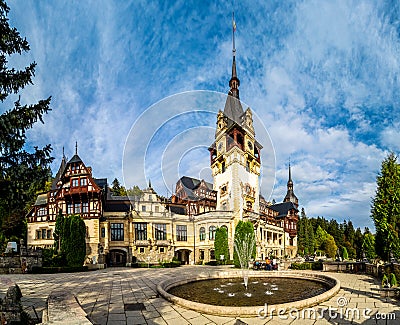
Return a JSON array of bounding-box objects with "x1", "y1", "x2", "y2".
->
[
  {"x1": 109, "y1": 249, "x2": 127, "y2": 267},
  {"x1": 175, "y1": 249, "x2": 191, "y2": 265}
]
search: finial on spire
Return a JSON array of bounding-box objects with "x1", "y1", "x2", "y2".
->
[
  {"x1": 62, "y1": 146, "x2": 65, "y2": 159},
  {"x1": 288, "y1": 157, "x2": 292, "y2": 182},
  {"x1": 148, "y1": 179, "x2": 152, "y2": 189},
  {"x1": 75, "y1": 141, "x2": 78, "y2": 155},
  {"x1": 228, "y1": 11, "x2": 240, "y2": 99},
  {"x1": 232, "y1": 12, "x2": 236, "y2": 57}
]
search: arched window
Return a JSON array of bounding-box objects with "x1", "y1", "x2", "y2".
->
[
  {"x1": 221, "y1": 225, "x2": 228, "y2": 234},
  {"x1": 209, "y1": 225, "x2": 216, "y2": 240},
  {"x1": 199, "y1": 227, "x2": 206, "y2": 241}
]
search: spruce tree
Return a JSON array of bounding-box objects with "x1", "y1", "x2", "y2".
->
[
  {"x1": 371, "y1": 153, "x2": 400, "y2": 260},
  {"x1": 0, "y1": 0, "x2": 53, "y2": 240}
]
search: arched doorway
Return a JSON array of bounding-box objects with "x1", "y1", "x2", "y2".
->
[
  {"x1": 174, "y1": 249, "x2": 191, "y2": 265},
  {"x1": 108, "y1": 249, "x2": 127, "y2": 267}
]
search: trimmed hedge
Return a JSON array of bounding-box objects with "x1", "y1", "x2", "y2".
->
[
  {"x1": 131, "y1": 261, "x2": 181, "y2": 268},
  {"x1": 290, "y1": 261, "x2": 323, "y2": 270},
  {"x1": 31, "y1": 266, "x2": 88, "y2": 274}
]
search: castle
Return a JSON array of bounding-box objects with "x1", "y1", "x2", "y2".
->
[{"x1": 26, "y1": 27, "x2": 299, "y2": 266}]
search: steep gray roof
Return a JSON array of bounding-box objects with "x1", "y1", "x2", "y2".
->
[
  {"x1": 270, "y1": 202, "x2": 298, "y2": 218},
  {"x1": 223, "y1": 95, "x2": 243, "y2": 125}
]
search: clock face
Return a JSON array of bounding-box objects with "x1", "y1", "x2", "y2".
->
[{"x1": 247, "y1": 141, "x2": 253, "y2": 150}]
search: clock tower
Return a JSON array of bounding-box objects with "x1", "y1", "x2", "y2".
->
[{"x1": 209, "y1": 23, "x2": 262, "y2": 220}]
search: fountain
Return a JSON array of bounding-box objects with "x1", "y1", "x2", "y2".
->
[
  {"x1": 234, "y1": 233, "x2": 256, "y2": 291},
  {"x1": 157, "y1": 226, "x2": 340, "y2": 316}
]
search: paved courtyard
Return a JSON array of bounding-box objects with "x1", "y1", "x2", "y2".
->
[{"x1": 1, "y1": 266, "x2": 400, "y2": 324}]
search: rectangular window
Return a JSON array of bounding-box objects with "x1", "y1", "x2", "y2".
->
[
  {"x1": 74, "y1": 202, "x2": 81, "y2": 214},
  {"x1": 37, "y1": 207, "x2": 46, "y2": 216},
  {"x1": 72, "y1": 178, "x2": 79, "y2": 187},
  {"x1": 47, "y1": 229, "x2": 52, "y2": 239},
  {"x1": 139, "y1": 247, "x2": 145, "y2": 253},
  {"x1": 176, "y1": 225, "x2": 187, "y2": 241},
  {"x1": 159, "y1": 247, "x2": 165, "y2": 253},
  {"x1": 154, "y1": 224, "x2": 167, "y2": 240},
  {"x1": 199, "y1": 250, "x2": 205, "y2": 260},
  {"x1": 210, "y1": 249, "x2": 215, "y2": 260},
  {"x1": 67, "y1": 203, "x2": 73, "y2": 214},
  {"x1": 36, "y1": 230, "x2": 41, "y2": 239},
  {"x1": 82, "y1": 202, "x2": 89, "y2": 213},
  {"x1": 101, "y1": 227, "x2": 106, "y2": 238},
  {"x1": 42, "y1": 229, "x2": 47, "y2": 240},
  {"x1": 141, "y1": 205, "x2": 146, "y2": 212},
  {"x1": 80, "y1": 177, "x2": 87, "y2": 186},
  {"x1": 155, "y1": 206, "x2": 159, "y2": 213},
  {"x1": 134, "y1": 223, "x2": 147, "y2": 240},
  {"x1": 111, "y1": 223, "x2": 124, "y2": 241}
]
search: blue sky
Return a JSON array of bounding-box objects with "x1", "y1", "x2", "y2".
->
[{"x1": 4, "y1": 0, "x2": 400, "y2": 230}]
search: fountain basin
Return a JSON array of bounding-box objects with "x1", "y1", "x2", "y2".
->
[{"x1": 157, "y1": 270, "x2": 340, "y2": 317}]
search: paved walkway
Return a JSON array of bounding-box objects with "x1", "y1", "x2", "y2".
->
[{"x1": 1, "y1": 266, "x2": 400, "y2": 324}]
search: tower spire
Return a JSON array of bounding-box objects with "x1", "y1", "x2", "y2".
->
[
  {"x1": 284, "y1": 158, "x2": 298, "y2": 207},
  {"x1": 75, "y1": 141, "x2": 78, "y2": 155},
  {"x1": 229, "y1": 12, "x2": 240, "y2": 99}
]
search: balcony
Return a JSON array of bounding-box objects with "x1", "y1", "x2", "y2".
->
[
  {"x1": 154, "y1": 240, "x2": 171, "y2": 246},
  {"x1": 134, "y1": 239, "x2": 151, "y2": 246}
]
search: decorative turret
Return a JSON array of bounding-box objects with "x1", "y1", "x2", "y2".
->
[{"x1": 284, "y1": 160, "x2": 298, "y2": 208}]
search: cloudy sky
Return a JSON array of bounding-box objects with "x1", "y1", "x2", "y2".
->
[{"x1": 3, "y1": 0, "x2": 400, "y2": 230}]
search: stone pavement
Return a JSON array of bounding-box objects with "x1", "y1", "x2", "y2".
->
[{"x1": 1, "y1": 266, "x2": 400, "y2": 324}]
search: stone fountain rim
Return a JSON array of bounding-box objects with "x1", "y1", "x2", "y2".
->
[{"x1": 157, "y1": 270, "x2": 340, "y2": 317}]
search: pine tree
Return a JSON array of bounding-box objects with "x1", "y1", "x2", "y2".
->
[
  {"x1": 354, "y1": 227, "x2": 364, "y2": 260},
  {"x1": 297, "y1": 208, "x2": 307, "y2": 254},
  {"x1": 214, "y1": 227, "x2": 229, "y2": 264},
  {"x1": 371, "y1": 153, "x2": 400, "y2": 260},
  {"x1": 111, "y1": 178, "x2": 127, "y2": 196},
  {"x1": 305, "y1": 218, "x2": 315, "y2": 255},
  {"x1": 0, "y1": 0, "x2": 53, "y2": 241}
]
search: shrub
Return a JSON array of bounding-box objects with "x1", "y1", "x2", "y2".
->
[
  {"x1": 290, "y1": 262, "x2": 322, "y2": 270},
  {"x1": 31, "y1": 266, "x2": 88, "y2": 274}
]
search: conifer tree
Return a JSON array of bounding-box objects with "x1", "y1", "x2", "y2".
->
[
  {"x1": 371, "y1": 153, "x2": 400, "y2": 260},
  {"x1": 0, "y1": 0, "x2": 53, "y2": 240},
  {"x1": 214, "y1": 227, "x2": 229, "y2": 264}
]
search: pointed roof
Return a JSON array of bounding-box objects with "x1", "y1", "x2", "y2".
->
[
  {"x1": 68, "y1": 154, "x2": 83, "y2": 164},
  {"x1": 51, "y1": 151, "x2": 67, "y2": 190},
  {"x1": 287, "y1": 160, "x2": 293, "y2": 186},
  {"x1": 223, "y1": 13, "x2": 244, "y2": 125},
  {"x1": 68, "y1": 142, "x2": 83, "y2": 164}
]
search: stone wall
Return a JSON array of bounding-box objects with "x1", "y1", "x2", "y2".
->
[{"x1": 0, "y1": 244, "x2": 42, "y2": 274}]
